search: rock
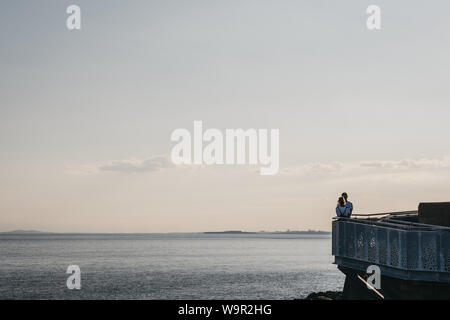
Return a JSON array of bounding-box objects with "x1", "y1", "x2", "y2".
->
[{"x1": 304, "y1": 291, "x2": 343, "y2": 300}]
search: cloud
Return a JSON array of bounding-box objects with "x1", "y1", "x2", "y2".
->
[
  {"x1": 70, "y1": 155, "x2": 450, "y2": 178},
  {"x1": 360, "y1": 158, "x2": 450, "y2": 170},
  {"x1": 279, "y1": 156, "x2": 450, "y2": 179},
  {"x1": 279, "y1": 162, "x2": 344, "y2": 176},
  {"x1": 99, "y1": 155, "x2": 175, "y2": 173}
]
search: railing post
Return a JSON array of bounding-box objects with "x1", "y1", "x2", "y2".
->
[
  {"x1": 439, "y1": 231, "x2": 445, "y2": 272},
  {"x1": 418, "y1": 232, "x2": 423, "y2": 270},
  {"x1": 386, "y1": 229, "x2": 391, "y2": 266}
]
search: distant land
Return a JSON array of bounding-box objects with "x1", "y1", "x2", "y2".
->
[
  {"x1": 0, "y1": 230, "x2": 54, "y2": 234},
  {"x1": 204, "y1": 230, "x2": 330, "y2": 235},
  {"x1": 204, "y1": 231, "x2": 257, "y2": 234}
]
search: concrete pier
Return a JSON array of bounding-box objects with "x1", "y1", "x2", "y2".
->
[{"x1": 332, "y1": 209, "x2": 450, "y2": 299}]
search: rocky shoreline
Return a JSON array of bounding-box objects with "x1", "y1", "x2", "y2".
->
[{"x1": 303, "y1": 291, "x2": 343, "y2": 300}]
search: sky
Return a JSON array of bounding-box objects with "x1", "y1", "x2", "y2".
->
[{"x1": 1, "y1": 1, "x2": 450, "y2": 232}]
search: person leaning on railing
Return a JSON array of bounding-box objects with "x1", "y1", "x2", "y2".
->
[
  {"x1": 336, "y1": 196, "x2": 351, "y2": 218},
  {"x1": 342, "y1": 192, "x2": 353, "y2": 216}
]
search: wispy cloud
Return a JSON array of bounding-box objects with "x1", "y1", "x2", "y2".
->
[
  {"x1": 99, "y1": 155, "x2": 174, "y2": 173},
  {"x1": 69, "y1": 155, "x2": 450, "y2": 179},
  {"x1": 360, "y1": 158, "x2": 450, "y2": 170},
  {"x1": 279, "y1": 156, "x2": 450, "y2": 179},
  {"x1": 66, "y1": 155, "x2": 176, "y2": 175}
]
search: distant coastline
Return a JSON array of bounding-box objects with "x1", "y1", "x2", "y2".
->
[
  {"x1": 0, "y1": 230, "x2": 54, "y2": 234},
  {"x1": 204, "y1": 230, "x2": 330, "y2": 235},
  {"x1": 204, "y1": 231, "x2": 257, "y2": 234}
]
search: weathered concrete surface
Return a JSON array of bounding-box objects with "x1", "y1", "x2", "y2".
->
[{"x1": 339, "y1": 266, "x2": 450, "y2": 300}]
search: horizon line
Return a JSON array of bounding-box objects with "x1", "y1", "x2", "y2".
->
[{"x1": 0, "y1": 229, "x2": 332, "y2": 235}]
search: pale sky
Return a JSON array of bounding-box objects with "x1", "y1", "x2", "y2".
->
[{"x1": 1, "y1": 1, "x2": 450, "y2": 232}]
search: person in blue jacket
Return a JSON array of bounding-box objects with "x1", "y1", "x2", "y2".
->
[
  {"x1": 342, "y1": 192, "x2": 353, "y2": 216},
  {"x1": 336, "y1": 196, "x2": 351, "y2": 217}
]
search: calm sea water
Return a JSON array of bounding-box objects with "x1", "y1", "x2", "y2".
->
[{"x1": 0, "y1": 233, "x2": 344, "y2": 299}]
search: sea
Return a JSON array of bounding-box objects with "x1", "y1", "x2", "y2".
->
[{"x1": 0, "y1": 233, "x2": 344, "y2": 299}]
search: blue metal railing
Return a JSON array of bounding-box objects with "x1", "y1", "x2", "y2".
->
[{"x1": 332, "y1": 214, "x2": 450, "y2": 283}]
